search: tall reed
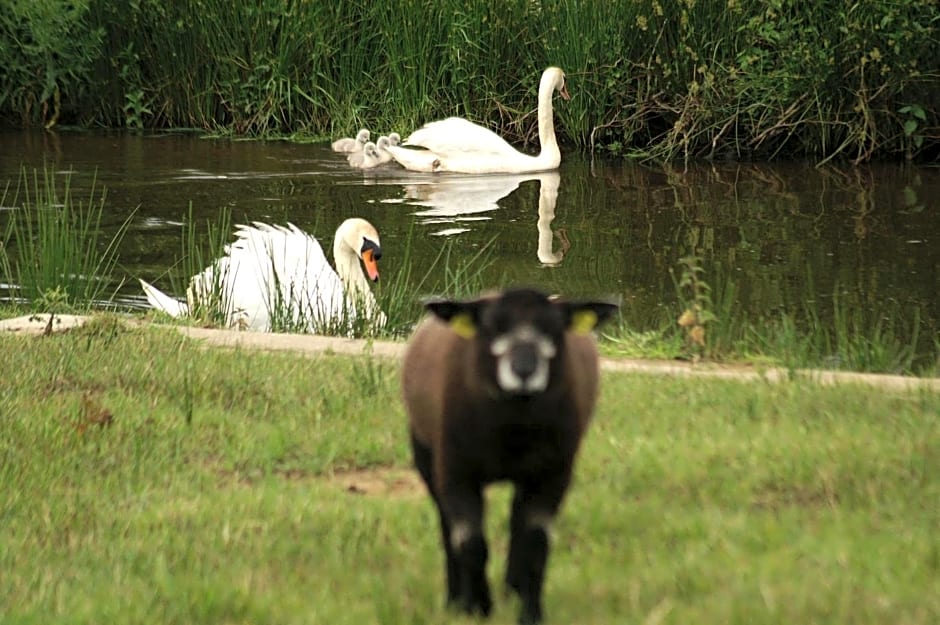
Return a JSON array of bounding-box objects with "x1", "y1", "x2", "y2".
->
[
  {"x1": 376, "y1": 226, "x2": 496, "y2": 338},
  {"x1": 606, "y1": 251, "x2": 936, "y2": 376},
  {"x1": 3, "y1": 0, "x2": 933, "y2": 161},
  {"x1": 167, "y1": 204, "x2": 236, "y2": 328},
  {"x1": 0, "y1": 167, "x2": 132, "y2": 311}
]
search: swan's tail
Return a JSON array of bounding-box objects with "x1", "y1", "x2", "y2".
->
[{"x1": 140, "y1": 279, "x2": 188, "y2": 318}]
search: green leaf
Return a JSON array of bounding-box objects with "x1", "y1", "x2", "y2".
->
[{"x1": 903, "y1": 119, "x2": 918, "y2": 136}]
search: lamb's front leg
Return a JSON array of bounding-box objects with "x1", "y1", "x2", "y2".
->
[
  {"x1": 443, "y1": 484, "x2": 492, "y2": 617},
  {"x1": 506, "y1": 470, "x2": 572, "y2": 625}
]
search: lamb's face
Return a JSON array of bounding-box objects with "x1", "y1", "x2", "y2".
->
[
  {"x1": 477, "y1": 291, "x2": 565, "y2": 396},
  {"x1": 425, "y1": 287, "x2": 619, "y2": 398}
]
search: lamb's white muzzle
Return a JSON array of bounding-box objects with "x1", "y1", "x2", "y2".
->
[{"x1": 490, "y1": 325, "x2": 557, "y2": 394}]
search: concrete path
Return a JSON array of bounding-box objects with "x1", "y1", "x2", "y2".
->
[{"x1": 3, "y1": 314, "x2": 938, "y2": 393}]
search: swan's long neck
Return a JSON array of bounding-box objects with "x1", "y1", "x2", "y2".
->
[
  {"x1": 536, "y1": 72, "x2": 561, "y2": 167},
  {"x1": 334, "y1": 238, "x2": 371, "y2": 300},
  {"x1": 331, "y1": 220, "x2": 386, "y2": 328}
]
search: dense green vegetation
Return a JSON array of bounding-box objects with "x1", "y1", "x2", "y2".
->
[
  {"x1": 1, "y1": 323, "x2": 937, "y2": 624},
  {"x1": 1, "y1": 0, "x2": 937, "y2": 161}
]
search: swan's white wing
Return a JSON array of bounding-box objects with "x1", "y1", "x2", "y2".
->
[
  {"x1": 224, "y1": 223, "x2": 346, "y2": 331},
  {"x1": 403, "y1": 118, "x2": 551, "y2": 173},
  {"x1": 273, "y1": 224, "x2": 348, "y2": 328},
  {"x1": 405, "y1": 117, "x2": 519, "y2": 157},
  {"x1": 140, "y1": 279, "x2": 188, "y2": 317}
]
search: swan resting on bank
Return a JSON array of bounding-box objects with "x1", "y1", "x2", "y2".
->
[
  {"x1": 140, "y1": 218, "x2": 385, "y2": 333},
  {"x1": 387, "y1": 67, "x2": 569, "y2": 174},
  {"x1": 331, "y1": 129, "x2": 371, "y2": 153}
]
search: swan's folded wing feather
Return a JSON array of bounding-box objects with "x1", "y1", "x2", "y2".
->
[
  {"x1": 405, "y1": 118, "x2": 520, "y2": 157},
  {"x1": 215, "y1": 223, "x2": 335, "y2": 330}
]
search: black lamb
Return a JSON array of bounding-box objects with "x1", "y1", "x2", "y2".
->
[{"x1": 401, "y1": 287, "x2": 618, "y2": 624}]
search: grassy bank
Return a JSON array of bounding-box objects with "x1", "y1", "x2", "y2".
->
[
  {"x1": 0, "y1": 0, "x2": 937, "y2": 162},
  {"x1": 1, "y1": 321, "x2": 937, "y2": 624}
]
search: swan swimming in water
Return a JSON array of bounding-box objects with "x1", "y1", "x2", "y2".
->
[
  {"x1": 140, "y1": 218, "x2": 385, "y2": 333},
  {"x1": 331, "y1": 128, "x2": 371, "y2": 153},
  {"x1": 387, "y1": 67, "x2": 569, "y2": 174}
]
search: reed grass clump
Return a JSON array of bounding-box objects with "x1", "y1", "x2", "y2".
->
[
  {"x1": 0, "y1": 167, "x2": 132, "y2": 311},
  {"x1": 1, "y1": 0, "x2": 935, "y2": 161},
  {"x1": 606, "y1": 255, "x2": 938, "y2": 377},
  {"x1": 164, "y1": 205, "x2": 237, "y2": 328}
]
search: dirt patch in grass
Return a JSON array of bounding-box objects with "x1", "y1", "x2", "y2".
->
[
  {"x1": 209, "y1": 462, "x2": 425, "y2": 499},
  {"x1": 326, "y1": 466, "x2": 426, "y2": 499}
]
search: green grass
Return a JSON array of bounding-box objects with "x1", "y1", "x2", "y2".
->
[{"x1": 1, "y1": 321, "x2": 937, "y2": 624}]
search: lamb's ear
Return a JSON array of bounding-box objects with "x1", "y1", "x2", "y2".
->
[
  {"x1": 423, "y1": 298, "x2": 481, "y2": 339},
  {"x1": 563, "y1": 300, "x2": 620, "y2": 335}
]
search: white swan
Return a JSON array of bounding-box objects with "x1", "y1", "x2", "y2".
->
[
  {"x1": 388, "y1": 67, "x2": 569, "y2": 174},
  {"x1": 140, "y1": 218, "x2": 385, "y2": 333},
  {"x1": 331, "y1": 128, "x2": 370, "y2": 153}
]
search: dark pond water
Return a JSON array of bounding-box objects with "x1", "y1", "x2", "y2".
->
[{"x1": 1, "y1": 129, "x2": 937, "y2": 366}]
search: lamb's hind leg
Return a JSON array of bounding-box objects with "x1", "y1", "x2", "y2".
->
[
  {"x1": 506, "y1": 472, "x2": 571, "y2": 625},
  {"x1": 410, "y1": 433, "x2": 459, "y2": 606}
]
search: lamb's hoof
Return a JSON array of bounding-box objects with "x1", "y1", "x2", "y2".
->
[
  {"x1": 518, "y1": 607, "x2": 543, "y2": 625},
  {"x1": 504, "y1": 578, "x2": 522, "y2": 598}
]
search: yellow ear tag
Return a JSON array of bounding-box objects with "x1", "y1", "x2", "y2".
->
[
  {"x1": 570, "y1": 310, "x2": 598, "y2": 335},
  {"x1": 449, "y1": 313, "x2": 477, "y2": 339}
]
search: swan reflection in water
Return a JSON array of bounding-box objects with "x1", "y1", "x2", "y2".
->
[{"x1": 380, "y1": 171, "x2": 570, "y2": 266}]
